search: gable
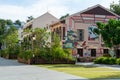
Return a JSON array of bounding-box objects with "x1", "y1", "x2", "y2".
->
[
  {"x1": 32, "y1": 12, "x2": 58, "y2": 28},
  {"x1": 68, "y1": 4, "x2": 120, "y2": 24},
  {"x1": 82, "y1": 6, "x2": 114, "y2": 16}
]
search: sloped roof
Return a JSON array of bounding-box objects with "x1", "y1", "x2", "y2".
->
[
  {"x1": 24, "y1": 12, "x2": 59, "y2": 29},
  {"x1": 71, "y1": 4, "x2": 120, "y2": 17},
  {"x1": 36, "y1": 12, "x2": 58, "y2": 21},
  {"x1": 32, "y1": 12, "x2": 59, "y2": 28}
]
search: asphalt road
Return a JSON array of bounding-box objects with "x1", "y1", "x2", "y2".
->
[{"x1": 0, "y1": 57, "x2": 87, "y2": 80}]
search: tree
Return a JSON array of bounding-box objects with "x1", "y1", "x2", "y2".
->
[
  {"x1": 33, "y1": 28, "x2": 50, "y2": 48},
  {"x1": 5, "y1": 29, "x2": 19, "y2": 54},
  {"x1": 6, "y1": 19, "x2": 13, "y2": 25},
  {"x1": 94, "y1": 19, "x2": 120, "y2": 57},
  {"x1": 110, "y1": 0, "x2": 120, "y2": 15},
  {"x1": 26, "y1": 16, "x2": 34, "y2": 22},
  {"x1": 0, "y1": 19, "x2": 7, "y2": 42},
  {"x1": 14, "y1": 20, "x2": 21, "y2": 26},
  {"x1": 60, "y1": 14, "x2": 69, "y2": 20}
]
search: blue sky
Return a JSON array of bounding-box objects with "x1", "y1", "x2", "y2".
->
[{"x1": 0, "y1": 0, "x2": 119, "y2": 21}]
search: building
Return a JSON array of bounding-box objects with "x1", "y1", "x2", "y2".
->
[
  {"x1": 23, "y1": 12, "x2": 59, "y2": 42},
  {"x1": 23, "y1": 12, "x2": 58, "y2": 29},
  {"x1": 50, "y1": 4, "x2": 120, "y2": 61}
]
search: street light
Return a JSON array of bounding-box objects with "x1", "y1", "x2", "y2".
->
[{"x1": 32, "y1": 34, "x2": 36, "y2": 58}]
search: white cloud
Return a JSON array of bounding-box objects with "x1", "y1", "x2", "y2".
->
[
  {"x1": 0, "y1": 0, "x2": 70, "y2": 21},
  {"x1": 0, "y1": 0, "x2": 119, "y2": 21}
]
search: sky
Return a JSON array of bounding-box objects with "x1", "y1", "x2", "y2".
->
[{"x1": 0, "y1": 0, "x2": 119, "y2": 22}]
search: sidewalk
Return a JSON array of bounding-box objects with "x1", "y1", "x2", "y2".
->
[
  {"x1": 76, "y1": 62, "x2": 120, "y2": 70},
  {"x1": 0, "y1": 57, "x2": 88, "y2": 80}
]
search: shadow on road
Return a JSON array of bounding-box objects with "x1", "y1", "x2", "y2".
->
[{"x1": 0, "y1": 57, "x2": 26, "y2": 66}]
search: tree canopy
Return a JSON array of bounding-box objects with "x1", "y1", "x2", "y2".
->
[
  {"x1": 110, "y1": 0, "x2": 120, "y2": 15},
  {"x1": 60, "y1": 14, "x2": 69, "y2": 20},
  {"x1": 94, "y1": 19, "x2": 120, "y2": 48},
  {"x1": 26, "y1": 16, "x2": 34, "y2": 22}
]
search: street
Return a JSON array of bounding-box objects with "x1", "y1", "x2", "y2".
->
[{"x1": 0, "y1": 57, "x2": 87, "y2": 80}]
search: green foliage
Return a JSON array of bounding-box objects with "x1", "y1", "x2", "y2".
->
[
  {"x1": 19, "y1": 28, "x2": 74, "y2": 63},
  {"x1": 14, "y1": 20, "x2": 21, "y2": 26},
  {"x1": 94, "y1": 19, "x2": 120, "y2": 58},
  {"x1": 109, "y1": 57, "x2": 116, "y2": 64},
  {"x1": 60, "y1": 14, "x2": 69, "y2": 20},
  {"x1": 33, "y1": 28, "x2": 50, "y2": 48},
  {"x1": 34, "y1": 48, "x2": 40, "y2": 56},
  {"x1": 0, "y1": 19, "x2": 7, "y2": 42},
  {"x1": 95, "y1": 19, "x2": 120, "y2": 48},
  {"x1": 26, "y1": 16, "x2": 34, "y2": 22},
  {"x1": 110, "y1": 1, "x2": 120, "y2": 16},
  {"x1": 116, "y1": 58, "x2": 120, "y2": 65},
  {"x1": 94, "y1": 57, "x2": 116, "y2": 65},
  {"x1": 102, "y1": 57, "x2": 110, "y2": 64},
  {"x1": 94, "y1": 57, "x2": 104, "y2": 64},
  {"x1": 19, "y1": 50, "x2": 33, "y2": 60}
]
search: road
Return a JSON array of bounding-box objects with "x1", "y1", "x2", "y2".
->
[{"x1": 0, "y1": 57, "x2": 87, "y2": 80}]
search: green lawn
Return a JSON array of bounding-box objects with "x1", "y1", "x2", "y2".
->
[{"x1": 38, "y1": 64, "x2": 120, "y2": 79}]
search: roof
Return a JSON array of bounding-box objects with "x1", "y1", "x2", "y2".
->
[
  {"x1": 71, "y1": 4, "x2": 120, "y2": 18},
  {"x1": 23, "y1": 12, "x2": 59, "y2": 29},
  {"x1": 32, "y1": 12, "x2": 59, "y2": 28},
  {"x1": 23, "y1": 19, "x2": 34, "y2": 29},
  {"x1": 35, "y1": 12, "x2": 58, "y2": 21}
]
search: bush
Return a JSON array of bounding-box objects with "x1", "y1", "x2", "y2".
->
[
  {"x1": 25, "y1": 50, "x2": 33, "y2": 60},
  {"x1": 116, "y1": 58, "x2": 120, "y2": 65},
  {"x1": 109, "y1": 57, "x2": 116, "y2": 65},
  {"x1": 94, "y1": 57, "x2": 116, "y2": 65},
  {"x1": 102, "y1": 57, "x2": 110, "y2": 64},
  {"x1": 18, "y1": 50, "x2": 33, "y2": 60},
  {"x1": 94, "y1": 57, "x2": 105, "y2": 64}
]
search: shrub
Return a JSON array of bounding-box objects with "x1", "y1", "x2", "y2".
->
[
  {"x1": 94, "y1": 57, "x2": 105, "y2": 64},
  {"x1": 109, "y1": 57, "x2": 116, "y2": 65},
  {"x1": 94, "y1": 57, "x2": 116, "y2": 65},
  {"x1": 34, "y1": 48, "x2": 40, "y2": 57},
  {"x1": 102, "y1": 57, "x2": 109, "y2": 64},
  {"x1": 24, "y1": 50, "x2": 33, "y2": 60},
  {"x1": 18, "y1": 50, "x2": 33, "y2": 60},
  {"x1": 116, "y1": 58, "x2": 120, "y2": 65}
]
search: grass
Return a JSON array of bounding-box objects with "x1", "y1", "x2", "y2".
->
[{"x1": 38, "y1": 64, "x2": 120, "y2": 79}]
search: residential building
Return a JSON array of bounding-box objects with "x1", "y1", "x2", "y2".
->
[
  {"x1": 23, "y1": 12, "x2": 58, "y2": 29},
  {"x1": 22, "y1": 12, "x2": 58, "y2": 49},
  {"x1": 50, "y1": 4, "x2": 120, "y2": 61}
]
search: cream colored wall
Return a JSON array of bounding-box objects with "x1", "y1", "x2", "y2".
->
[{"x1": 32, "y1": 13, "x2": 58, "y2": 29}]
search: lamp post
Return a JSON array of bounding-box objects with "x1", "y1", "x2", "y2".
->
[{"x1": 32, "y1": 34, "x2": 36, "y2": 57}]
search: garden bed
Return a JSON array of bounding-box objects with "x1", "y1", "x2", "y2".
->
[{"x1": 18, "y1": 57, "x2": 75, "y2": 64}]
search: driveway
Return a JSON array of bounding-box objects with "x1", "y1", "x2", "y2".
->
[{"x1": 0, "y1": 57, "x2": 87, "y2": 80}]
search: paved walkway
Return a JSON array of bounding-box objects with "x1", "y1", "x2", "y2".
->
[
  {"x1": 0, "y1": 57, "x2": 87, "y2": 80},
  {"x1": 76, "y1": 62, "x2": 120, "y2": 70}
]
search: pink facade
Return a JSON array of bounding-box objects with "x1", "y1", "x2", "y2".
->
[
  {"x1": 62, "y1": 5, "x2": 120, "y2": 61},
  {"x1": 51, "y1": 4, "x2": 120, "y2": 62}
]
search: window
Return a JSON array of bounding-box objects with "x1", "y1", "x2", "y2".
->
[
  {"x1": 116, "y1": 49, "x2": 120, "y2": 58},
  {"x1": 91, "y1": 49, "x2": 96, "y2": 57},
  {"x1": 63, "y1": 27, "x2": 65, "y2": 40},
  {"x1": 77, "y1": 49, "x2": 83, "y2": 57},
  {"x1": 103, "y1": 49, "x2": 109, "y2": 54},
  {"x1": 77, "y1": 29, "x2": 84, "y2": 41}
]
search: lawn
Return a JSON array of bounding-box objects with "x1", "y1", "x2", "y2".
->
[{"x1": 38, "y1": 64, "x2": 120, "y2": 79}]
